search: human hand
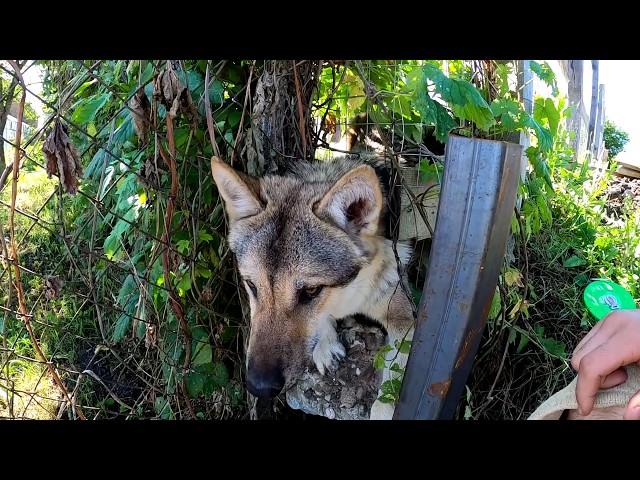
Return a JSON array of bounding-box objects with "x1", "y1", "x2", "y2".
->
[{"x1": 571, "y1": 309, "x2": 640, "y2": 419}]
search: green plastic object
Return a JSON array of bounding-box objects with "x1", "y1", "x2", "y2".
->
[{"x1": 583, "y1": 280, "x2": 636, "y2": 321}]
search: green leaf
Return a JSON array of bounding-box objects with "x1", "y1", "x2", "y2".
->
[
  {"x1": 226, "y1": 110, "x2": 242, "y2": 129},
  {"x1": 533, "y1": 97, "x2": 560, "y2": 137},
  {"x1": 191, "y1": 328, "x2": 212, "y2": 366},
  {"x1": 176, "y1": 272, "x2": 191, "y2": 297},
  {"x1": 422, "y1": 63, "x2": 495, "y2": 131},
  {"x1": 390, "y1": 363, "x2": 404, "y2": 374},
  {"x1": 418, "y1": 160, "x2": 443, "y2": 184},
  {"x1": 490, "y1": 98, "x2": 522, "y2": 131},
  {"x1": 209, "y1": 80, "x2": 224, "y2": 105},
  {"x1": 195, "y1": 264, "x2": 212, "y2": 279},
  {"x1": 112, "y1": 314, "x2": 131, "y2": 342},
  {"x1": 113, "y1": 110, "x2": 135, "y2": 145},
  {"x1": 154, "y1": 396, "x2": 174, "y2": 420},
  {"x1": 198, "y1": 231, "x2": 214, "y2": 242},
  {"x1": 464, "y1": 405, "x2": 473, "y2": 420},
  {"x1": 198, "y1": 362, "x2": 229, "y2": 393},
  {"x1": 516, "y1": 333, "x2": 530, "y2": 353},
  {"x1": 380, "y1": 378, "x2": 402, "y2": 402},
  {"x1": 72, "y1": 92, "x2": 111, "y2": 126},
  {"x1": 373, "y1": 352, "x2": 386, "y2": 370},
  {"x1": 504, "y1": 267, "x2": 524, "y2": 288},
  {"x1": 397, "y1": 340, "x2": 412, "y2": 354},
  {"x1": 414, "y1": 93, "x2": 457, "y2": 143},
  {"x1": 530, "y1": 61, "x2": 559, "y2": 96},
  {"x1": 526, "y1": 147, "x2": 553, "y2": 189},
  {"x1": 117, "y1": 274, "x2": 137, "y2": 306},
  {"x1": 186, "y1": 371, "x2": 205, "y2": 397},
  {"x1": 563, "y1": 255, "x2": 587, "y2": 268},
  {"x1": 536, "y1": 194, "x2": 552, "y2": 225},
  {"x1": 378, "y1": 393, "x2": 396, "y2": 404},
  {"x1": 103, "y1": 210, "x2": 135, "y2": 260},
  {"x1": 176, "y1": 239, "x2": 191, "y2": 255},
  {"x1": 541, "y1": 337, "x2": 566, "y2": 358},
  {"x1": 488, "y1": 287, "x2": 501, "y2": 321}
]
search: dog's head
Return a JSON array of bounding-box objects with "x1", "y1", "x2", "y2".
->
[{"x1": 210, "y1": 157, "x2": 384, "y2": 398}]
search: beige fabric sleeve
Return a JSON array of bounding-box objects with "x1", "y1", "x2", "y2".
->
[{"x1": 528, "y1": 365, "x2": 640, "y2": 420}]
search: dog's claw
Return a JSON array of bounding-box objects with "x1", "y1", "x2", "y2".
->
[{"x1": 313, "y1": 337, "x2": 346, "y2": 376}]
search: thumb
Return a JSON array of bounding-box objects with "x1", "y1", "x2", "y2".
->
[{"x1": 623, "y1": 389, "x2": 640, "y2": 420}]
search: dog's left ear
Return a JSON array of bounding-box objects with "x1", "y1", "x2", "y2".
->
[{"x1": 315, "y1": 165, "x2": 383, "y2": 236}]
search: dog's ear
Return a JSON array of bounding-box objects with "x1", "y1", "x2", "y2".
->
[
  {"x1": 315, "y1": 164, "x2": 383, "y2": 236},
  {"x1": 211, "y1": 157, "x2": 263, "y2": 223}
]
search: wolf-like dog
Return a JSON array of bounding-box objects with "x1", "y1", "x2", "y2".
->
[{"x1": 210, "y1": 154, "x2": 415, "y2": 420}]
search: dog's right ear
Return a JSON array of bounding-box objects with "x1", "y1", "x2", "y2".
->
[{"x1": 210, "y1": 157, "x2": 263, "y2": 223}]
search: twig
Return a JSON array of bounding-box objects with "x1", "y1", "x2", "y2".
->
[{"x1": 157, "y1": 65, "x2": 194, "y2": 418}]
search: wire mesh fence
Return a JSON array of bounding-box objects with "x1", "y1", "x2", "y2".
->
[{"x1": 0, "y1": 59, "x2": 446, "y2": 420}]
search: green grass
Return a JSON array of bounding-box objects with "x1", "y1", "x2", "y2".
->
[{"x1": 0, "y1": 166, "x2": 91, "y2": 418}]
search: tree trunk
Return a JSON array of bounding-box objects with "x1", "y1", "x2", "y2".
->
[{"x1": 245, "y1": 60, "x2": 321, "y2": 176}]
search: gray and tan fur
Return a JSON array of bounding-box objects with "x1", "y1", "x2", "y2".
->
[{"x1": 210, "y1": 154, "x2": 415, "y2": 420}]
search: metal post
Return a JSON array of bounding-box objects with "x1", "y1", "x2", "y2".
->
[{"x1": 393, "y1": 135, "x2": 522, "y2": 420}]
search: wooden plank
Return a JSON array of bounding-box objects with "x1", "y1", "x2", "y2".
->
[
  {"x1": 618, "y1": 156, "x2": 640, "y2": 171},
  {"x1": 567, "y1": 60, "x2": 584, "y2": 161},
  {"x1": 593, "y1": 84, "x2": 606, "y2": 158},
  {"x1": 616, "y1": 166, "x2": 640, "y2": 179},
  {"x1": 398, "y1": 166, "x2": 439, "y2": 241},
  {"x1": 588, "y1": 60, "x2": 600, "y2": 150}
]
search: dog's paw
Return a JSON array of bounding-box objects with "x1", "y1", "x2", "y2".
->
[
  {"x1": 312, "y1": 337, "x2": 346, "y2": 376},
  {"x1": 369, "y1": 399, "x2": 395, "y2": 420}
]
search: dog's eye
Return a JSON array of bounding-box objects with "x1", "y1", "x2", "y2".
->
[
  {"x1": 299, "y1": 286, "x2": 323, "y2": 304},
  {"x1": 245, "y1": 280, "x2": 257, "y2": 297}
]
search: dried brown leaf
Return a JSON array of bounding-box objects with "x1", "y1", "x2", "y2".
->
[
  {"x1": 129, "y1": 86, "x2": 151, "y2": 143},
  {"x1": 42, "y1": 119, "x2": 83, "y2": 195}
]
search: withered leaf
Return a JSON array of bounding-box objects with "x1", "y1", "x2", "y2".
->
[
  {"x1": 42, "y1": 119, "x2": 83, "y2": 195},
  {"x1": 153, "y1": 63, "x2": 197, "y2": 127},
  {"x1": 44, "y1": 276, "x2": 64, "y2": 300},
  {"x1": 129, "y1": 85, "x2": 151, "y2": 143}
]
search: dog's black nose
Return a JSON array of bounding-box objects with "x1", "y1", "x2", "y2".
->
[{"x1": 246, "y1": 361, "x2": 285, "y2": 398}]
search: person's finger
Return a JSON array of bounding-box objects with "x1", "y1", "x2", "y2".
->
[
  {"x1": 623, "y1": 389, "x2": 640, "y2": 420},
  {"x1": 573, "y1": 318, "x2": 606, "y2": 359},
  {"x1": 575, "y1": 341, "x2": 631, "y2": 415},
  {"x1": 572, "y1": 325, "x2": 614, "y2": 371},
  {"x1": 600, "y1": 368, "x2": 628, "y2": 389}
]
